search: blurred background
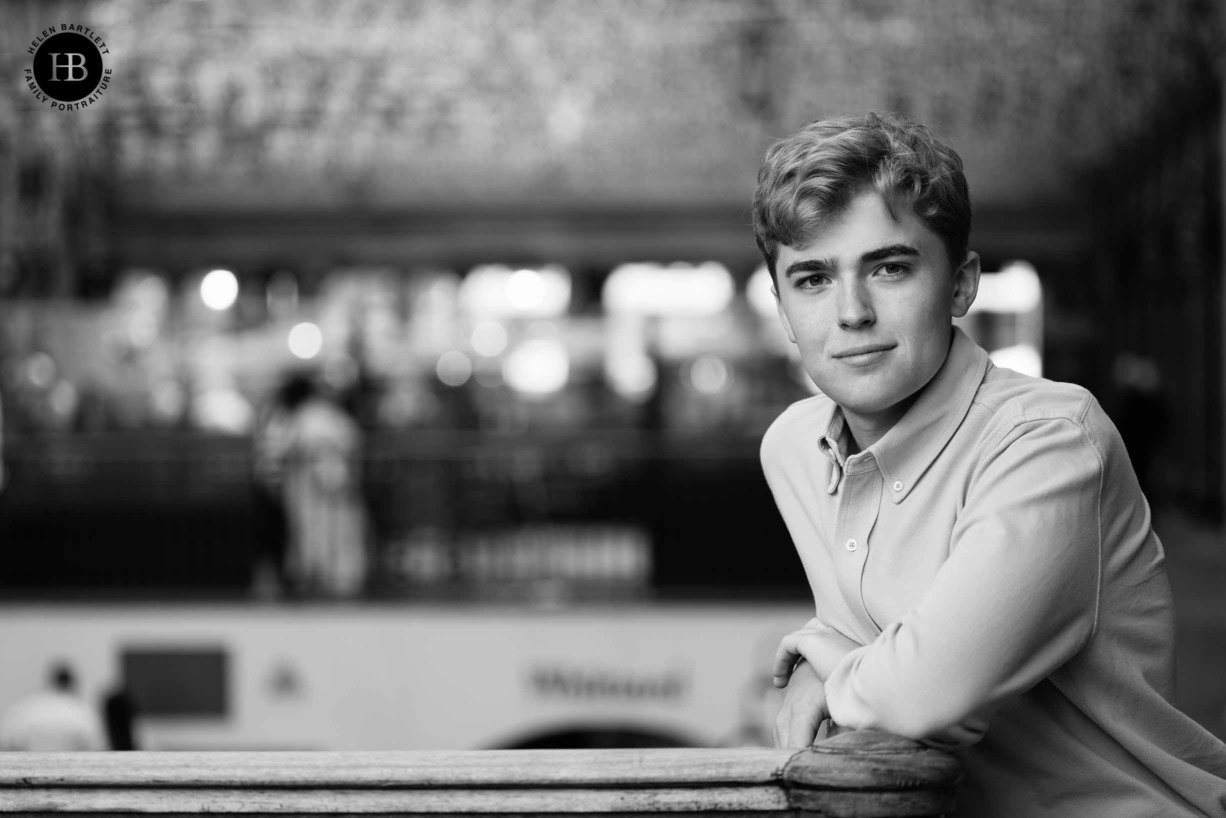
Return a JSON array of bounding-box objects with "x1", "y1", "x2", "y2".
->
[{"x1": 0, "y1": 0, "x2": 1223, "y2": 752}]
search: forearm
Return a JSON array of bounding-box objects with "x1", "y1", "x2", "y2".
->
[
  {"x1": 821, "y1": 547, "x2": 1096, "y2": 747},
  {"x1": 822, "y1": 623, "x2": 991, "y2": 747}
]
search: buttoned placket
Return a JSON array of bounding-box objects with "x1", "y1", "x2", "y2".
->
[{"x1": 832, "y1": 450, "x2": 885, "y2": 635}]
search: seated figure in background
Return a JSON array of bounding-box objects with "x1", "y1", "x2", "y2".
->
[
  {"x1": 0, "y1": 662, "x2": 107, "y2": 751},
  {"x1": 752, "y1": 111, "x2": 1226, "y2": 816}
]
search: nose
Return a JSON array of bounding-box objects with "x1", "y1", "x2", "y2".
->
[{"x1": 837, "y1": 279, "x2": 875, "y2": 329}]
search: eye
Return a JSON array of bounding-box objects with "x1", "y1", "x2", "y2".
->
[
  {"x1": 876, "y1": 263, "x2": 909, "y2": 277},
  {"x1": 796, "y1": 273, "x2": 831, "y2": 290}
]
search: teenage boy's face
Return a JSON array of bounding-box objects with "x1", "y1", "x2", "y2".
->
[{"x1": 773, "y1": 190, "x2": 979, "y2": 435}]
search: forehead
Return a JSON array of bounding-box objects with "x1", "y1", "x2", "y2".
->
[{"x1": 779, "y1": 190, "x2": 944, "y2": 265}]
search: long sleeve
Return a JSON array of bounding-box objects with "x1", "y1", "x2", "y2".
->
[{"x1": 824, "y1": 414, "x2": 1102, "y2": 749}]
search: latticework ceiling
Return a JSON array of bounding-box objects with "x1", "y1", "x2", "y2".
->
[{"x1": 1, "y1": 0, "x2": 1222, "y2": 212}]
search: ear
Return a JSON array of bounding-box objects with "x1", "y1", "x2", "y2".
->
[
  {"x1": 773, "y1": 286, "x2": 797, "y2": 344},
  {"x1": 951, "y1": 251, "x2": 981, "y2": 319}
]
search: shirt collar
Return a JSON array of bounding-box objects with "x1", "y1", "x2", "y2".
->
[
  {"x1": 870, "y1": 326, "x2": 988, "y2": 503},
  {"x1": 817, "y1": 412, "x2": 849, "y2": 494},
  {"x1": 819, "y1": 326, "x2": 988, "y2": 502}
]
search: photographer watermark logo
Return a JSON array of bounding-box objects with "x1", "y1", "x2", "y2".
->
[{"x1": 24, "y1": 24, "x2": 112, "y2": 111}]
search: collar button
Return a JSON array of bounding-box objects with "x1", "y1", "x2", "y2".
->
[{"x1": 892, "y1": 480, "x2": 904, "y2": 492}]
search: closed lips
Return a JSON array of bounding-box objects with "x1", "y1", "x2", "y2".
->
[{"x1": 834, "y1": 345, "x2": 894, "y2": 358}]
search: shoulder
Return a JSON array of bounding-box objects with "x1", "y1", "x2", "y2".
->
[
  {"x1": 973, "y1": 364, "x2": 1100, "y2": 438},
  {"x1": 968, "y1": 364, "x2": 1128, "y2": 469},
  {"x1": 761, "y1": 393, "x2": 834, "y2": 466}
]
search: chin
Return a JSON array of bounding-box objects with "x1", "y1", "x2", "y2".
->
[{"x1": 820, "y1": 384, "x2": 897, "y2": 414}]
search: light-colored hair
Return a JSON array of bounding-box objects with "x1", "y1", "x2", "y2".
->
[{"x1": 752, "y1": 112, "x2": 971, "y2": 280}]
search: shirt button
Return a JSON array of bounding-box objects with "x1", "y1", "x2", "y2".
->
[
  {"x1": 844, "y1": 539, "x2": 858, "y2": 552},
  {"x1": 892, "y1": 481, "x2": 904, "y2": 492}
]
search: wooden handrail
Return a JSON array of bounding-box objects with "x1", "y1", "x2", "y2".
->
[{"x1": 0, "y1": 731, "x2": 960, "y2": 818}]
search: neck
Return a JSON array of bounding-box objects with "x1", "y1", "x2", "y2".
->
[{"x1": 843, "y1": 396, "x2": 917, "y2": 454}]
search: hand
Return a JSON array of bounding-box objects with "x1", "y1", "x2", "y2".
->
[
  {"x1": 773, "y1": 659, "x2": 828, "y2": 748},
  {"x1": 773, "y1": 623, "x2": 862, "y2": 685}
]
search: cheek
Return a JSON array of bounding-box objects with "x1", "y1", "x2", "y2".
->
[
  {"x1": 781, "y1": 306, "x2": 826, "y2": 344},
  {"x1": 798, "y1": 323, "x2": 834, "y2": 355},
  {"x1": 900, "y1": 295, "x2": 950, "y2": 340}
]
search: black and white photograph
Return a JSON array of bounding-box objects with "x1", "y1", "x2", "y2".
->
[{"x1": 0, "y1": 1, "x2": 1224, "y2": 815}]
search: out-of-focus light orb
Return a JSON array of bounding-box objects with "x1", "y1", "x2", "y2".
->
[
  {"x1": 747, "y1": 265, "x2": 778, "y2": 317},
  {"x1": 201, "y1": 269, "x2": 239, "y2": 311},
  {"x1": 436, "y1": 350, "x2": 473, "y2": 387},
  {"x1": 195, "y1": 389, "x2": 253, "y2": 435},
  {"x1": 968, "y1": 261, "x2": 1042, "y2": 314},
  {"x1": 49, "y1": 381, "x2": 78, "y2": 418},
  {"x1": 506, "y1": 269, "x2": 546, "y2": 311},
  {"x1": 504, "y1": 338, "x2": 569, "y2": 395},
  {"x1": 690, "y1": 354, "x2": 731, "y2": 395},
  {"x1": 606, "y1": 353, "x2": 658, "y2": 400},
  {"x1": 24, "y1": 352, "x2": 56, "y2": 389},
  {"x1": 471, "y1": 321, "x2": 509, "y2": 357},
  {"x1": 603, "y1": 262, "x2": 734, "y2": 315},
  {"x1": 288, "y1": 322, "x2": 323, "y2": 360},
  {"x1": 460, "y1": 264, "x2": 570, "y2": 317},
  {"x1": 988, "y1": 344, "x2": 1042, "y2": 378}
]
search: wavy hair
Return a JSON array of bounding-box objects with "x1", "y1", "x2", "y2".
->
[{"x1": 752, "y1": 112, "x2": 971, "y2": 281}]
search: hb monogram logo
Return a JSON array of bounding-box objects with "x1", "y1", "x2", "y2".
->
[
  {"x1": 26, "y1": 27, "x2": 112, "y2": 110},
  {"x1": 49, "y1": 53, "x2": 90, "y2": 82}
]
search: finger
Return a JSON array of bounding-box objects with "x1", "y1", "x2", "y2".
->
[
  {"x1": 772, "y1": 660, "x2": 794, "y2": 688},
  {"x1": 772, "y1": 635, "x2": 801, "y2": 682}
]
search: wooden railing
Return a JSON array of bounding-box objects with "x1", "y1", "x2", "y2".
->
[{"x1": 0, "y1": 731, "x2": 960, "y2": 818}]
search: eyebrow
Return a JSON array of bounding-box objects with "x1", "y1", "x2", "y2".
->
[{"x1": 783, "y1": 243, "x2": 921, "y2": 278}]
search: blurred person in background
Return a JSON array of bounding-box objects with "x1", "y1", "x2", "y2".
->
[
  {"x1": 252, "y1": 382, "x2": 294, "y2": 597},
  {"x1": 0, "y1": 662, "x2": 107, "y2": 751},
  {"x1": 101, "y1": 685, "x2": 139, "y2": 751},
  {"x1": 753, "y1": 112, "x2": 1226, "y2": 816},
  {"x1": 260, "y1": 372, "x2": 369, "y2": 598}
]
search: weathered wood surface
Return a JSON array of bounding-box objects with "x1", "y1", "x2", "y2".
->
[
  {"x1": 0, "y1": 732, "x2": 960, "y2": 817},
  {"x1": 0, "y1": 749, "x2": 795, "y2": 788},
  {"x1": 784, "y1": 732, "x2": 961, "y2": 817}
]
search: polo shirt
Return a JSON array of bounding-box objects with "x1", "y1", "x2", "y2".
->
[{"x1": 761, "y1": 327, "x2": 1226, "y2": 817}]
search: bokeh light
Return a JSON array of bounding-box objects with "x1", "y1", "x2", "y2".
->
[
  {"x1": 201, "y1": 269, "x2": 239, "y2": 311},
  {"x1": 689, "y1": 355, "x2": 731, "y2": 395},
  {"x1": 436, "y1": 350, "x2": 473, "y2": 387},
  {"x1": 288, "y1": 322, "x2": 323, "y2": 359},
  {"x1": 746, "y1": 265, "x2": 777, "y2": 317},
  {"x1": 506, "y1": 269, "x2": 546, "y2": 311},
  {"x1": 504, "y1": 338, "x2": 569, "y2": 395},
  {"x1": 606, "y1": 353, "x2": 658, "y2": 401},
  {"x1": 603, "y1": 262, "x2": 734, "y2": 316},
  {"x1": 24, "y1": 352, "x2": 56, "y2": 389}
]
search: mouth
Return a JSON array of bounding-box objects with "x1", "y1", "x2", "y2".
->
[{"x1": 833, "y1": 344, "x2": 896, "y2": 360}]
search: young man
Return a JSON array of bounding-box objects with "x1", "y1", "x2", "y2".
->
[{"x1": 753, "y1": 112, "x2": 1226, "y2": 816}]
